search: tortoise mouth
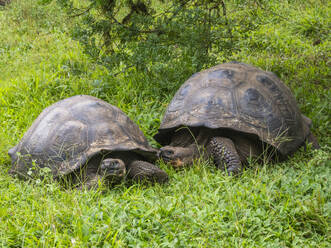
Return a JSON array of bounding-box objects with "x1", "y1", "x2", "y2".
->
[
  {"x1": 159, "y1": 152, "x2": 186, "y2": 169},
  {"x1": 170, "y1": 159, "x2": 186, "y2": 168},
  {"x1": 158, "y1": 148, "x2": 174, "y2": 162},
  {"x1": 159, "y1": 155, "x2": 172, "y2": 164}
]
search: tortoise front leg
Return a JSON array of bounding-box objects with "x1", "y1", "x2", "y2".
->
[
  {"x1": 206, "y1": 137, "x2": 242, "y2": 175},
  {"x1": 126, "y1": 160, "x2": 169, "y2": 184}
]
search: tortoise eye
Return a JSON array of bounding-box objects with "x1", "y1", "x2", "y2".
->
[
  {"x1": 160, "y1": 148, "x2": 174, "y2": 157},
  {"x1": 164, "y1": 150, "x2": 174, "y2": 156}
]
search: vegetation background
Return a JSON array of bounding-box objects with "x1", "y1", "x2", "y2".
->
[{"x1": 0, "y1": 0, "x2": 330, "y2": 247}]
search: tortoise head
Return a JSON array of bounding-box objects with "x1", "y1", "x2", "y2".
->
[
  {"x1": 100, "y1": 158, "x2": 126, "y2": 179},
  {"x1": 159, "y1": 146, "x2": 197, "y2": 168}
]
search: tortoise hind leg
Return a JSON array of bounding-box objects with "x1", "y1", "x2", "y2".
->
[
  {"x1": 126, "y1": 161, "x2": 169, "y2": 183},
  {"x1": 207, "y1": 137, "x2": 242, "y2": 175},
  {"x1": 301, "y1": 114, "x2": 320, "y2": 149}
]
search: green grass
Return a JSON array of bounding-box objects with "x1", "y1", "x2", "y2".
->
[{"x1": 0, "y1": 0, "x2": 330, "y2": 247}]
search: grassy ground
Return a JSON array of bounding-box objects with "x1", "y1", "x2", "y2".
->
[{"x1": 0, "y1": 0, "x2": 330, "y2": 247}]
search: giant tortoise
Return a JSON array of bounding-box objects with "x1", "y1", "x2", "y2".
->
[
  {"x1": 155, "y1": 62, "x2": 319, "y2": 174},
  {"x1": 9, "y1": 95, "x2": 168, "y2": 188}
]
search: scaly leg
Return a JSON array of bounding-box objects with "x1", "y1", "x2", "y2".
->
[
  {"x1": 207, "y1": 137, "x2": 242, "y2": 175},
  {"x1": 126, "y1": 160, "x2": 169, "y2": 183}
]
